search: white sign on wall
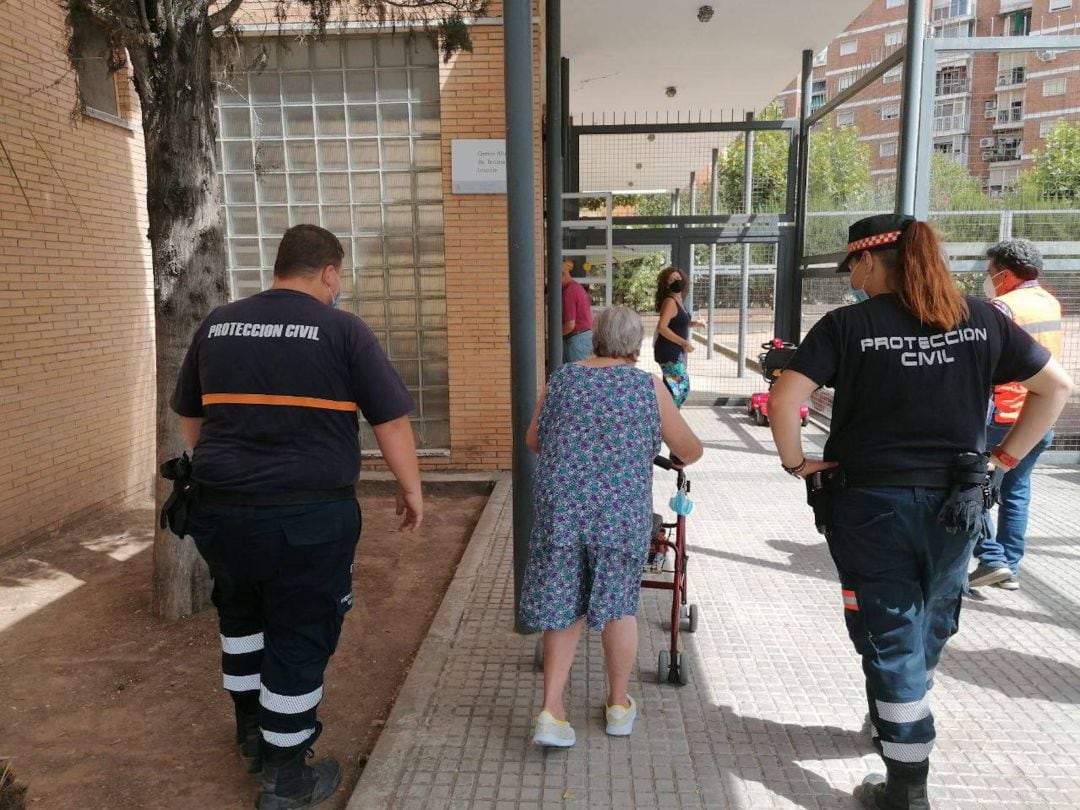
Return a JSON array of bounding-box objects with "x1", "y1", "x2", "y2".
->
[{"x1": 451, "y1": 139, "x2": 507, "y2": 194}]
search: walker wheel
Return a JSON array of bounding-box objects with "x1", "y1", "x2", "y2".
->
[
  {"x1": 534, "y1": 637, "x2": 544, "y2": 670},
  {"x1": 754, "y1": 409, "x2": 768, "y2": 427},
  {"x1": 801, "y1": 415, "x2": 809, "y2": 428},
  {"x1": 675, "y1": 653, "x2": 691, "y2": 686},
  {"x1": 657, "y1": 649, "x2": 670, "y2": 683},
  {"x1": 686, "y1": 604, "x2": 699, "y2": 634}
]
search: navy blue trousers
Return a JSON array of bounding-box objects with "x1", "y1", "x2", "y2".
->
[
  {"x1": 828, "y1": 486, "x2": 975, "y2": 782},
  {"x1": 188, "y1": 498, "x2": 360, "y2": 763}
]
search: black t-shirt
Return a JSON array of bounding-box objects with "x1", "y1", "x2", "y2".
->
[
  {"x1": 171, "y1": 289, "x2": 414, "y2": 492},
  {"x1": 787, "y1": 294, "x2": 1049, "y2": 476},
  {"x1": 654, "y1": 297, "x2": 690, "y2": 364}
]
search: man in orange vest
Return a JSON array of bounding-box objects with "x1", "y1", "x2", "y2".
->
[{"x1": 970, "y1": 239, "x2": 1062, "y2": 592}]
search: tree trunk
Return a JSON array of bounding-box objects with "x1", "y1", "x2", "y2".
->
[{"x1": 133, "y1": 7, "x2": 230, "y2": 619}]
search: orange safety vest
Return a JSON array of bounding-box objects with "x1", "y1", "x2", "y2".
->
[{"x1": 990, "y1": 283, "x2": 1062, "y2": 425}]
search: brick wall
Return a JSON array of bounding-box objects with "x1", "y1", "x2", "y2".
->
[
  {"x1": 0, "y1": 0, "x2": 155, "y2": 553},
  {"x1": 439, "y1": 10, "x2": 546, "y2": 471},
  {"x1": 1, "y1": 0, "x2": 547, "y2": 554}
]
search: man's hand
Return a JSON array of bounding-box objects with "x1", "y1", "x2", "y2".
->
[{"x1": 396, "y1": 486, "x2": 423, "y2": 532}]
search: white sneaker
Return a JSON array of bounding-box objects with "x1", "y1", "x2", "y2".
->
[
  {"x1": 532, "y1": 710, "x2": 576, "y2": 747},
  {"x1": 605, "y1": 696, "x2": 637, "y2": 736}
]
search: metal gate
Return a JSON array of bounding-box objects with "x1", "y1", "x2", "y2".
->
[{"x1": 564, "y1": 119, "x2": 801, "y2": 404}]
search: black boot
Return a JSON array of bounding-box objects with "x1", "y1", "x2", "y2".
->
[
  {"x1": 235, "y1": 707, "x2": 262, "y2": 774},
  {"x1": 256, "y1": 724, "x2": 341, "y2": 810},
  {"x1": 854, "y1": 773, "x2": 931, "y2": 810}
]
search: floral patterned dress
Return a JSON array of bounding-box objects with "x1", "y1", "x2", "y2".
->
[{"x1": 518, "y1": 363, "x2": 662, "y2": 631}]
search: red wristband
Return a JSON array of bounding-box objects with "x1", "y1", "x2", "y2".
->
[{"x1": 990, "y1": 446, "x2": 1019, "y2": 470}]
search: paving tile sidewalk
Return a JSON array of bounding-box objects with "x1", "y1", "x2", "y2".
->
[{"x1": 348, "y1": 408, "x2": 1080, "y2": 810}]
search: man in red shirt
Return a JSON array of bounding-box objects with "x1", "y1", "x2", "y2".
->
[{"x1": 561, "y1": 260, "x2": 594, "y2": 363}]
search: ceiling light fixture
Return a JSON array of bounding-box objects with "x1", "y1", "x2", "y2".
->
[
  {"x1": 697, "y1": 5, "x2": 714, "y2": 23},
  {"x1": 665, "y1": 86, "x2": 677, "y2": 98}
]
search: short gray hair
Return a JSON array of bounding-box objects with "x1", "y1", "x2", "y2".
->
[
  {"x1": 592, "y1": 306, "x2": 644, "y2": 359},
  {"x1": 987, "y1": 238, "x2": 1042, "y2": 279}
]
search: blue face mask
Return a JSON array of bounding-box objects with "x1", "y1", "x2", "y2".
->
[
  {"x1": 843, "y1": 262, "x2": 871, "y2": 304},
  {"x1": 669, "y1": 488, "x2": 694, "y2": 517},
  {"x1": 326, "y1": 273, "x2": 341, "y2": 308}
]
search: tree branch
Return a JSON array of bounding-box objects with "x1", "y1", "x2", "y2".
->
[
  {"x1": 375, "y1": 0, "x2": 480, "y2": 7},
  {"x1": 0, "y1": 137, "x2": 35, "y2": 218},
  {"x1": 133, "y1": 0, "x2": 152, "y2": 34},
  {"x1": 209, "y1": 0, "x2": 244, "y2": 29}
]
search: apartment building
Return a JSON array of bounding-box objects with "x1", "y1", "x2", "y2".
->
[{"x1": 776, "y1": 0, "x2": 1080, "y2": 196}]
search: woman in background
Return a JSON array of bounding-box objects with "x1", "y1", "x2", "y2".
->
[{"x1": 653, "y1": 266, "x2": 704, "y2": 408}]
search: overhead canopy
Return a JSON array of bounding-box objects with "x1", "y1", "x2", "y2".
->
[
  {"x1": 560, "y1": 0, "x2": 873, "y2": 193},
  {"x1": 562, "y1": 0, "x2": 872, "y2": 119}
]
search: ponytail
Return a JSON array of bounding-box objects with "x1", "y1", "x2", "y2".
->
[{"x1": 890, "y1": 221, "x2": 968, "y2": 331}]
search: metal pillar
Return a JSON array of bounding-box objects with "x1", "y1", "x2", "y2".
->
[
  {"x1": 896, "y1": 0, "x2": 928, "y2": 216},
  {"x1": 561, "y1": 58, "x2": 571, "y2": 190},
  {"x1": 784, "y1": 49, "x2": 814, "y2": 344},
  {"x1": 706, "y1": 148, "x2": 718, "y2": 360},
  {"x1": 913, "y1": 39, "x2": 936, "y2": 220},
  {"x1": 687, "y1": 173, "x2": 697, "y2": 315},
  {"x1": 544, "y1": 0, "x2": 562, "y2": 375},
  {"x1": 738, "y1": 112, "x2": 754, "y2": 377},
  {"x1": 504, "y1": 0, "x2": 537, "y2": 631}
]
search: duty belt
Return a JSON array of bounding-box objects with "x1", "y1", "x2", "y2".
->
[
  {"x1": 834, "y1": 469, "x2": 952, "y2": 490},
  {"x1": 199, "y1": 485, "x2": 355, "y2": 506}
]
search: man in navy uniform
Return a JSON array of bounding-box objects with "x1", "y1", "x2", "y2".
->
[{"x1": 172, "y1": 224, "x2": 422, "y2": 810}]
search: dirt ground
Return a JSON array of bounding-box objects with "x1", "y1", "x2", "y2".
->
[{"x1": 0, "y1": 487, "x2": 489, "y2": 809}]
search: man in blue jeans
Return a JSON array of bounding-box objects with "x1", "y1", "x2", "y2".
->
[{"x1": 969, "y1": 239, "x2": 1062, "y2": 592}]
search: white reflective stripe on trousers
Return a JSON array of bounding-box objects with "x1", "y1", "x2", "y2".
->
[
  {"x1": 223, "y1": 673, "x2": 261, "y2": 692},
  {"x1": 262, "y1": 727, "x2": 316, "y2": 748},
  {"x1": 876, "y1": 694, "x2": 930, "y2": 724},
  {"x1": 881, "y1": 739, "x2": 935, "y2": 763},
  {"x1": 260, "y1": 684, "x2": 324, "y2": 714},
  {"x1": 220, "y1": 632, "x2": 265, "y2": 655}
]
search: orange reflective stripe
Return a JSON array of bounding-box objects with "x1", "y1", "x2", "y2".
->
[
  {"x1": 201, "y1": 393, "x2": 357, "y2": 412},
  {"x1": 841, "y1": 589, "x2": 859, "y2": 611}
]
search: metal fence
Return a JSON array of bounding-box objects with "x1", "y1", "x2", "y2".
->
[
  {"x1": 801, "y1": 224, "x2": 1080, "y2": 450},
  {"x1": 796, "y1": 33, "x2": 1080, "y2": 451},
  {"x1": 568, "y1": 119, "x2": 796, "y2": 401}
]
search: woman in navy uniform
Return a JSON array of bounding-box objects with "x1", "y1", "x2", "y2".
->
[{"x1": 767, "y1": 214, "x2": 1072, "y2": 810}]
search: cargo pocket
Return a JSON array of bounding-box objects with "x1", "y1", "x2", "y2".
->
[{"x1": 282, "y1": 510, "x2": 342, "y2": 547}]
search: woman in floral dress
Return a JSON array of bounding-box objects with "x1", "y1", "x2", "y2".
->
[{"x1": 521, "y1": 306, "x2": 703, "y2": 747}]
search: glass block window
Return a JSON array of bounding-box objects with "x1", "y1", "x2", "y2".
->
[{"x1": 217, "y1": 34, "x2": 449, "y2": 450}]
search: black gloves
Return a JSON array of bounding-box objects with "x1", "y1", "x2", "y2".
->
[{"x1": 936, "y1": 452, "x2": 1005, "y2": 536}]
